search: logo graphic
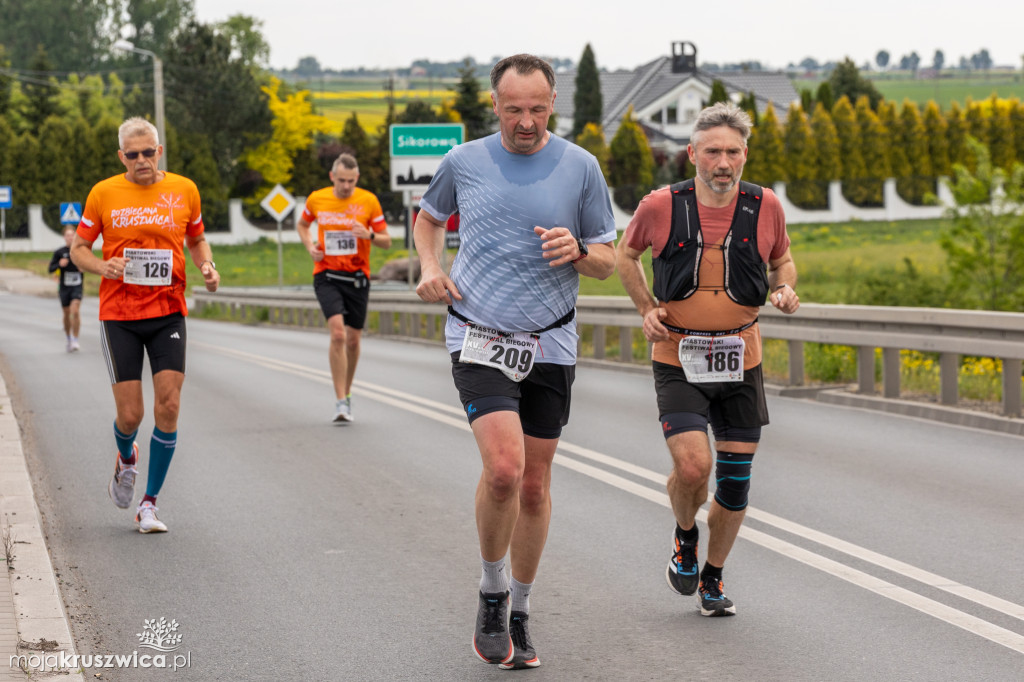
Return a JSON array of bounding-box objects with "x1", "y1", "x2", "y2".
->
[
  {"x1": 467, "y1": 403, "x2": 477, "y2": 416},
  {"x1": 156, "y1": 193, "x2": 187, "y2": 230},
  {"x1": 136, "y1": 617, "x2": 183, "y2": 652},
  {"x1": 742, "y1": 205, "x2": 755, "y2": 215},
  {"x1": 662, "y1": 421, "x2": 671, "y2": 432},
  {"x1": 169, "y1": 332, "x2": 181, "y2": 340}
]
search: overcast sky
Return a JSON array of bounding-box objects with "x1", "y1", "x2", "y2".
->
[{"x1": 194, "y1": 0, "x2": 1023, "y2": 73}]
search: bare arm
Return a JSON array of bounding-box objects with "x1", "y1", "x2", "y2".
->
[
  {"x1": 185, "y1": 234, "x2": 220, "y2": 292},
  {"x1": 767, "y1": 248, "x2": 799, "y2": 314},
  {"x1": 615, "y1": 238, "x2": 672, "y2": 342},
  {"x1": 295, "y1": 216, "x2": 324, "y2": 262},
  {"x1": 413, "y1": 209, "x2": 461, "y2": 304},
  {"x1": 70, "y1": 234, "x2": 124, "y2": 280}
]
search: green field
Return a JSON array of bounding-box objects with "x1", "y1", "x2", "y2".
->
[
  {"x1": 792, "y1": 74, "x2": 1024, "y2": 109},
  {"x1": 290, "y1": 76, "x2": 463, "y2": 133}
]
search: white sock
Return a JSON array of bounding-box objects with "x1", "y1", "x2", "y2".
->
[
  {"x1": 510, "y1": 577, "x2": 533, "y2": 614},
  {"x1": 480, "y1": 556, "x2": 509, "y2": 594}
]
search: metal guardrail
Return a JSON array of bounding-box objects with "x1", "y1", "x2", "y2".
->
[{"x1": 192, "y1": 287, "x2": 1024, "y2": 418}]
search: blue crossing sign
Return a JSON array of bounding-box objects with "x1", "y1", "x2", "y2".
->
[
  {"x1": 60, "y1": 202, "x2": 83, "y2": 225},
  {"x1": 0, "y1": 186, "x2": 11, "y2": 209}
]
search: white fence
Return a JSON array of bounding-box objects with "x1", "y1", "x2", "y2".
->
[{"x1": 0, "y1": 178, "x2": 961, "y2": 254}]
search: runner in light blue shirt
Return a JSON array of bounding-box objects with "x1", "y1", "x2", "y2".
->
[{"x1": 414, "y1": 53, "x2": 616, "y2": 671}]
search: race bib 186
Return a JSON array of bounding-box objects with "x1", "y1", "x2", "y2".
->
[
  {"x1": 678, "y1": 335, "x2": 745, "y2": 383},
  {"x1": 323, "y1": 230, "x2": 358, "y2": 256},
  {"x1": 123, "y1": 248, "x2": 173, "y2": 286},
  {"x1": 459, "y1": 322, "x2": 539, "y2": 382}
]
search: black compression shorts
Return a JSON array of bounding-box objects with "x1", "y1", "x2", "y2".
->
[
  {"x1": 100, "y1": 313, "x2": 187, "y2": 384},
  {"x1": 450, "y1": 352, "x2": 575, "y2": 439}
]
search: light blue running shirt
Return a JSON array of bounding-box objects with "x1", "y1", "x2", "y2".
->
[{"x1": 419, "y1": 132, "x2": 616, "y2": 365}]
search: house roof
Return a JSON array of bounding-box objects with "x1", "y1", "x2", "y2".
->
[{"x1": 554, "y1": 54, "x2": 799, "y2": 143}]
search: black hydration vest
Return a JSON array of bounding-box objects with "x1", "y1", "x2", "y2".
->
[{"x1": 652, "y1": 179, "x2": 770, "y2": 307}]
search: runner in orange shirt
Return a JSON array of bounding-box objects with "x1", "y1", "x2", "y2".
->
[
  {"x1": 296, "y1": 153, "x2": 392, "y2": 423},
  {"x1": 71, "y1": 117, "x2": 220, "y2": 533}
]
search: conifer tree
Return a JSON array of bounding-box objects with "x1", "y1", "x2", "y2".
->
[
  {"x1": 452, "y1": 59, "x2": 494, "y2": 141},
  {"x1": 985, "y1": 95, "x2": 1014, "y2": 171},
  {"x1": 782, "y1": 103, "x2": 821, "y2": 207},
  {"x1": 946, "y1": 101, "x2": 969, "y2": 170},
  {"x1": 743, "y1": 103, "x2": 785, "y2": 187},
  {"x1": 810, "y1": 102, "x2": 841, "y2": 184},
  {"x1": 831, "y1": 96, "x2": 870, "y2": 205},
  {"x1": 575, "y1": 122, "x2": 610, "y2": 180},
  {"x1": 963, "y1": 99, "x2": 987, "y2": 171},
  {"x1": 572, "y1": 43, "x2": 603, "y2": 139},
  {"x1": 1010, "y1": 98, "x2": 1024, "y2": 170},
  {"x1": 923, "y1": 100, "x2": 950, "y2": 179},
  {"x1": 708, "y1": 80, "x2": 729, "y2": 106},
  {"x1": 608, "y1": 105, "x2": 654, "y2": 210},
  {"x1": 895, "y1": 100, "x2": 931, "y2": 203},
  {"x1": 815, "y1": 81, "x2": 834, "y2": 111},
  {"x1": 855, "y1": 95, "x2": 889, "y2": 205}
]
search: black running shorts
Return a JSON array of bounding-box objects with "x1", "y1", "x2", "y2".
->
[
  {"x1": 450, "y1": 352, "x2": 575, "y2": 439},
  {"x1": 100, "y1": 313, "x2": 187, "y2": 384},
  {"x1": 59, "y1": 286, "x2": 83, "y2": 308},
  {"x1": 653, "y1": 361, "x2": 769, "y2": 429},
  {"x1": 313, "y1": 270, "x2": 370, "y2": 329}
]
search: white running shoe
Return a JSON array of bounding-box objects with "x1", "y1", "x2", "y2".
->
[
  {"x1": 135, "y1": 501, "x2": 168, "y2": 533},
  {"x1": 333, "y1": 398, "x2": 351, "y2": 424},
  {"x1": 66, "y1": 338, "x2": 73, "y2": 353},
  {"x1": 108, "y1": 443, "x2": 138, "y2": 509},
  {"x1": 69, "y1": 337, "x2": 80, "y2": 352}
]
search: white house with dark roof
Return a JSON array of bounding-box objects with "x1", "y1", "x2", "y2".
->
[{"x1": 553, "y1": 42, "x2": 800, "y2": 154}]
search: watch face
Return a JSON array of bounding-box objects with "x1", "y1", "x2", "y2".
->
[{"x1": 576, "y1": 238, "x2": 589, "y2": 255}]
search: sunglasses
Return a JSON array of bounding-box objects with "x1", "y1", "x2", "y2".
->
[{"x1": 123, "y1": 148, "x2": 158, "y2": 160}]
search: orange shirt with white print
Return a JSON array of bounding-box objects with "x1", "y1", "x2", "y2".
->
[
  {"x1": 78, "y1": 173, "x2": 204, "y2": 321},
  {"x1": 623, "y1": 185, "x2": 790, "y2": 370},
  {"x1": 301, "y1": 186, "x2": 386, "y2": 277}
]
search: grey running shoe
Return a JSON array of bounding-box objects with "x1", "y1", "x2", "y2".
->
[
  {"x1": 498, "y1": 611, "x2": 540, "y2": 670},
  {"x1": 333, "y1": 398, "x2": 351, "y2": 423},
  {"x1": 135, "y1": 501, "x2": 167, "y2": 533},
  {"x1": 698, "y1": 576, "x2": 736, "y2": 617},
  {"x1": 108, "y1": 443, "x2": 138, "y2": 509},
  {"x1": 666, "y1": 531, "x2": 699, "y2": 595},
  {"x1": 473, "y1": 591, "x2": 513, "y2": 665}
]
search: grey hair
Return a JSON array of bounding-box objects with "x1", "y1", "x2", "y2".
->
[
  {"x1": 331, "y1": 153, "x2": 358, "y2": 173},
  {"x1": 118, "y1": 117, "x2": 159, "y2": 150},
  {"x1": 490, "y1": 54, "x2": 556, "y2": 95},
  {"x1": 691, "y1": 102, "x2": 752, "y2": 146}
]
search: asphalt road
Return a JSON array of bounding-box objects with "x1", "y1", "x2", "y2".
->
[{"x1": 1, "y1": 291, "x2": 1023, "y2": 681}]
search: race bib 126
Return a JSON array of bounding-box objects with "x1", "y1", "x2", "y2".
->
[{"x1": 123, "y1": 248, "x2": 173, "y2": 286}]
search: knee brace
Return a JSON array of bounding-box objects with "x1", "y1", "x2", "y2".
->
[{"x1": 713, "y1": 450, "x2": 754, "y2": 511}]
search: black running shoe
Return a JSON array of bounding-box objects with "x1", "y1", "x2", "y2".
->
[
  {"x1": 698, "y1": 576, "x2": 736, "y2": 617},
  {"x1": 499, "y1": 611, "x2": 540, "y2": 670},
  {"x1": 666, "y1": 532, "x2": 699, "y2": 595},
  {"x1": 473, "y1": 591, "x2": 513, "y2": 664}
]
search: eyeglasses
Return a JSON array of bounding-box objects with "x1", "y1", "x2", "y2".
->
[{"x1": 122, "y1": 148, "x2": 158, "y2": 160}]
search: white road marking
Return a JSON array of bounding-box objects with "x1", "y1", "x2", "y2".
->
[{"x1": 195, "y1": 341, "x2": 1024, "y2": 654}]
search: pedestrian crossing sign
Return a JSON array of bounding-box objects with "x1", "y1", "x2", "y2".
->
[{"x1": 60, "y1": 202, "x2": 83, "y2": 225}]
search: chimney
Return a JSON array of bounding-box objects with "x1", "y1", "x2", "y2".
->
[{"x1": 671, "y1": 42, "x2": 697, "y2": 74}]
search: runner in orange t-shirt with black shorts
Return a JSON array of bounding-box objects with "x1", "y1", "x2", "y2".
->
[
  {"x1": 296, "y1": 153, "x2": 392, "y2": 423},
  {"x1": 71, "y1": 117, "x2": 220, "y2": 533}
]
